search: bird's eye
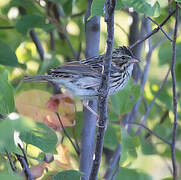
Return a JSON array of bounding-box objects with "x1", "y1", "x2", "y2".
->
[{"x1": 122, "y1": 56, "x2": 126, "y2": 60}]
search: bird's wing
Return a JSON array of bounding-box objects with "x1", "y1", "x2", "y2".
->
[{"x1": 49, "y1": 56, "x2": 104, "y2": 78}]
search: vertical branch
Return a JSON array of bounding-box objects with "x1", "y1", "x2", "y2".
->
[
  {"x1": 80, "y1": 0, "x2": 100, "y2": 178},
  {"x1": 126, "y1": 18, "x2": 152, "y2": 131},
  {"x1": 170, "y1": 3, "x2": 179, "y2": 180},
  {"x1": 90, "y1": 0, "x2": 116, "y2": 179}
]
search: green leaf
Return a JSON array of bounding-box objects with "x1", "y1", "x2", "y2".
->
[
  {"x1": 20, "y1": 122, "x2": 58, "y2": 153},
  {"x1": 0, "y1": 41, "x2": 19, "y2": 67},
  {"x1": 50, "y1": 170, "x2": 82, "y2": 180},
  {"x1": 140, "y1": 137, "x2": 156, "y2": 155},
  {"x1": 90, "y1": 0, "x2": 104, "y2": 17},
  {"x1": 115, "y1": 167, "x2": 152, "y2": 180},
  {"x1": 16, "y1": 14, "x2": 55, "y2": 35},
  {"x1": 175, "y1": 63, "x2": 181, "y2": 82},
  {"x1": 0, "y1": 114, "x2": 36, "y2": 153},
  {"x1": 161, "y1": 178, "x2": 173, "y2": 180},
  {"x1": 0, "y1": 71, "x2": 15, "y2": 115},
  {"x1": 0, "y1": 172, "x2": 23, "y2": 180},
  {"x1": 158, "y1": 42, "x2": 181, "y2": 66},
  {"x1": 104, "y1": 124, "x2": 120, "y2": 150},
  {"x1": 120, "y1": 128, "x2": 139, "y2": 165},
  {"x1": 161, "y1": 147, "x2": 181, "y2": 163},
  {"x1": 90, "y1": 0, "x2": 160, "y2": 17},
  {"x1": 122, "y1": 0, "x2": 160, "y2": 17},
  {"x1": 110, "y1": 80, "x2": 140, "y2": 115},
  {"x1": 2, "y1": 0, "x2": 41, "y2": 15}
]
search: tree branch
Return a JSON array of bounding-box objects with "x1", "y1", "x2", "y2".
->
[
  {"x1": 5, "y1": 149, "x2": 16, "y2": 172},
  {"x1": 135, "y1": 66, "x2": 171, "y2": 135},
  {"x1": 129, "y1": 9, "x2": 176, "y2": 49},
  {"x1": 90, "y1": 0, "x2": 116, "y2": 179},
  {"x1": 170, "y1": 3, "x2": 179, "y2": 180},
  {"x1": 127, "y1": 122, "x2": 171, "y2": 146},
  {"x1": 103, "y1": 144, "x2": 121, "y2": 180},
  {"x1": 0, "y1": 26, "x2": 15, "y2": 29},
  {"x1": 55, "y1": 112, "x2": 80, "y2": 156},
  {"x1": 16, "y1": 154, "x2": 34, "y2": 180},
  {"x1": 147, "y1": 17, "x2": 172, "y2": 42},
  {"x1": 79, "y1": 0, "x2": 100, "y2": 178}
]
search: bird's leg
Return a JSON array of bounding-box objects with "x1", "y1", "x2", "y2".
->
[
  {"x1": 83, "y1": 100, "x2": 106, "y2": 129},
  {"x1": 83, "y1": 100, "x2": 99, "y2": 118}
]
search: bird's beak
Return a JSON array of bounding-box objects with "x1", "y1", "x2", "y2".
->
[{"x1": 129, "y1": 58, "x2": 140, "y2": 64}]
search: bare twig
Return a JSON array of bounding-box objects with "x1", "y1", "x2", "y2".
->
[
  {"x1": 111, "y1": 165, "x2": 120, "y2": 180},
  {"x1": 129, "y1": 9, "x2": 176, "y2": 49},
  {"x1": 29, "y1": 30, "x2": 44, "y2": 61},
  {"x1": 147, "y1": 17, "x2": 173, "y2": 42},
  {"x1": 55, "y1": 112, "x2": 80, "y2": 156},
  {"x1": 47, "y1": 3, "x2": 77, "y2": 59},
  {"x1": 5, "y1": 149, "x2": 16, "y2": 172},
  {"x1": 170, "y1": 3, "x2": 179, "y2": 180},
  {"x1": 18, "y1": 143, "x2": 29, "y2": 166},
  {"x1": 16, "y1": 154, "x2": 34, "y2": 180},
  {"x1": 115, "y1": 23, "x2": 129, "y2": 37},
  {"x1": 104, "y1": 144, "x2": 121, "y2": 180},
  {"x1": 0, "y1": 26, "x2": 14, "y2": 29},
  {"x1": 135, "y1": 67, "x2": 171, "y2": 135},
  {"x1": 90, "y1": 0, "x2": 116, "y2": 179},
  {"x1": 127, "y1": 122, "x2": 171, "y2": 146},
  {"x1": 126, "y1": 18, "x2": 152, "y2": 131}
]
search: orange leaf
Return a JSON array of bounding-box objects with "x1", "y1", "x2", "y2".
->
[
  {"x1": 15, "y1": 90, "x2": 75, "y2": 131},
  {"x1": 30, "y1": 162, "x2": 47, "y2": 179},
  {"x1": 54, "y1": 144, "x2": 72, "y2": 170}
]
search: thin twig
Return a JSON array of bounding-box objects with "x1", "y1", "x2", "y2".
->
[
  {"x1": 16, "y1": 154, "x2": 34, "y2": 180},
  {"x1": 104, "y1": 144, "x2": 121, "y2": 180},
  {"x1": 0, "y1": 26, "x2": 15, "y2": 29},
  {"x1": 48, "y1": 3, "x2": 77, "y2": 59},
  {"x1": 29, "y1": 30, "x2": 44, "y2": 61},
  {"x1": 147, "y1": 17, "x2": 173, "y2": 42},
  {"x1": 90, "y1": 0, "x2": 116, "y2": 179},
  {"x1": 127, "y1": 122, "x2": 171, "y2": 146},
  {"x1": 126, "y1": 18, "x2": 152, "y2": 131},
  {"x1": 170, "y1": 3, "x2": 179, "y2": 180},
  {"x1": 5, "y1": 149, "x2": 16, "y2": 172},
  {"x1": 115, "y1": 23, "x2": 129, "y2": 38},
  {"x1": 111, "y1": 165, "x2": 120, "y2": 180},
  {"x1": 55, "y1": 112, "x2": 80, "y2": 156},
  {"x1": 135, "y1": 67, "x2": 171, "y2": 135},
  {"x1": 129, "y1": 9, "x2": 176, "y2": 49},
  {"x1": 18, "y1": 143, "x2": 29, "y2": 166}
]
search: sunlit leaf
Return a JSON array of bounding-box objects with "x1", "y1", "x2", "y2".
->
[
  {"x1": 54, "y1": 144, "x2": 72, "y2": 169},
  {"x1": 15, "y1": 90, "x2": 75, "y2": 131},
  {"x1": 0, "y1": 71, "x2": 14, "y2": 115},
  {"x1": 0, "y1": 113, "x2": 36, "y2": 153},
  {"x1": 20, "y1": 122, "x2": 58, "y2": 153},
  {"x1": 115, "y1": 167, "x2": 152, "y2": 180},
  {"x1": 50, "y1": 170, "x2": 82, "y2": 180}
]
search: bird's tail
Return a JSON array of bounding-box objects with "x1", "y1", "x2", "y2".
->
[{"x1": 24, "y1": 75, "x2": 53, "y2": 82}]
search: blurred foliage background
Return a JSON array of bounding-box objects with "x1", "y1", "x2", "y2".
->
[{"x1": 0, "y1": 0, "x2": 181, "y2": 179}]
